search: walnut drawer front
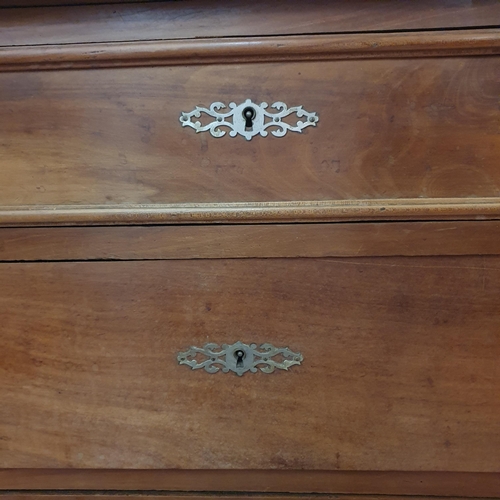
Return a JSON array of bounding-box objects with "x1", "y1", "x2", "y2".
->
[
  {"x1": 0, "y1": 30, "x2": 499, "y2": 226},
  {"x1": 1, "y1": 257, "x2": 499, "y2": 472},
  {"x1": 1, "y1": 2, "x2": 500, "y2": 496},
  {"x1": 1, "y1": 0, "x2": 499, "y2": 42}
]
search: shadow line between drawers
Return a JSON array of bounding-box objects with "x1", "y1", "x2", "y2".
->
[
  {"x1": 0, "y1": 471, "x2": 499, "y2": 497},
  {"x1": 1, "y1": 220, "x2": 500, "y2": 262},
  {"x1": 0, "y1": 492, "x2": 499, "y2": 500}
]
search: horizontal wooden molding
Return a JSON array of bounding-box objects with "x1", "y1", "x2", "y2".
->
[
  {"x1": 0, "y1": 470, "x2": 499, "y2": 497},
  {"x1": 1, "y1": 198, "x2": 500, "y2": 227},
  {"x1": 0, "y1": 30, "x2": 498, "y2": 71}
]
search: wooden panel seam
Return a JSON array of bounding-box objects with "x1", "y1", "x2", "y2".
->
[
  {"x1": 0, "y1": 490, "x2": 493, "y2": 500},
  {"x1": 0, "y1": 471, "x2": 499, "y2": 497},
  {"x1": 2, "y1": 221, "x2": 500, "y2": 261}
]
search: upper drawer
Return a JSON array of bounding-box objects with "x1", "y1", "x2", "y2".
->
[
  {"x1": 0, "y1": 31, "x2": 499, "y2": 225},
  {"x1": 1, "y1": 0, "x2": 499, "y2": 46}
]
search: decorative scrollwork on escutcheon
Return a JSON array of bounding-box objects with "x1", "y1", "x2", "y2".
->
[
  {"x1": 179, "y1": 99, "x2": 318, "y2": 141},
  {"x1": 177, "y1": 341, "x2": 303, "y2": 376}
]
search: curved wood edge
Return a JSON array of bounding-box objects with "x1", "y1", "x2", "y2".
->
[
  {"x1": 0, "y1": 470, "x2": 499, "y2": 497},
  {"x1": 0, "y1": 30, "x2": 498, "y2": 71},
  {"x1": 1, "y1": 221, "x2": 500, "y2": 261},
  {"x1": 1, "y1": 198, "x2": 500, "y2": 227}
]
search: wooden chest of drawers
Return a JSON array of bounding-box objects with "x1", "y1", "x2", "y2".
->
[{"x1": 0, "y1": 0, "x2": 499, "y2": 498}]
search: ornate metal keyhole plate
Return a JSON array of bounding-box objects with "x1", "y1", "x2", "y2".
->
[
  {"x1": 177, "y1": 341, "x2": 303, "y2": 376},
  {"x1": 180, "y1": 99, "x2": 318, "y2": 140}
]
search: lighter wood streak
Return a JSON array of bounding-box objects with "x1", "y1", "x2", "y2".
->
[{"x1": 1, "y1": 198, "x2": 500, "y2": 226}]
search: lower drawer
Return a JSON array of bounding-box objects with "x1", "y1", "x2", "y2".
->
[{"x1": 1, "y1": 257, "x2": 499, "y2": 471}]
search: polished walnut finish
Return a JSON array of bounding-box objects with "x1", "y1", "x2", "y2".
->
[
  {"x1": 1, "y1": 469, "x2": 500, "y2": 497},
  {"x1": 2, "y1": 31, "x2": 499, "y2": 70},
  {"x1": 1, "y1": 258, "x2": 500, "y2": 470},
  {"x1": 1, "y1": 0, "x2": 498, "y2": 46},
  {"x1": 1, "y1": 0, "x2": 500, "y2": 498},
  {"x1": 0, "y1": 46, "x2": 498, "y2": 225},
  {"x1": 1, "y1": 221, "x2": 500, "y2": 261}
]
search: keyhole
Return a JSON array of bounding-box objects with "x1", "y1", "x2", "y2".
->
[
  {"x1": 243, "y1": 107, "x2": 256, "y2": 131},
  {"x1": 234, "y1": 349, "x2": 246, "y2": 367}
]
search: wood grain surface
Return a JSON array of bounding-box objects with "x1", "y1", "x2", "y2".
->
[
  {"x1": 0, "y1": 495, "x2": 497, "y2": 500},
  {"x1": 1, "y1": 31, "x2": 500, "y2": 71},
  {"x1": 1, "y1": 470, "x2": 500, "y2": 496},
  {"x1": 1, "y1": 258, "x2": 500, "y2": 471},
  {"x1": 2, "y1": 221, "x2": 500, "y2": 261},
  {"x1": 4, "y1": 199, "x2": 500, "y2": 226},
  {"x1": 1, "y1": 2, "x2": 499, "y2": 496},
  {"x1": 1, "y1": 0, "x2": 498, "y2": 47},
  {"x1": 0, "y1": 55, "x2": 498, "y2": 224}
]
